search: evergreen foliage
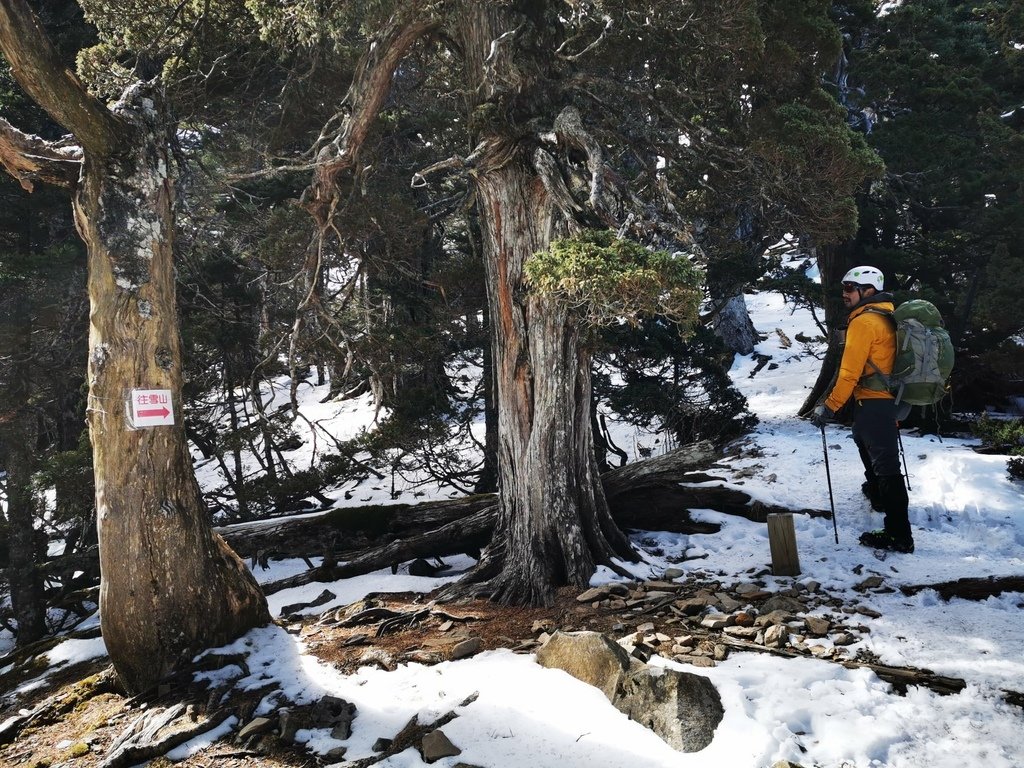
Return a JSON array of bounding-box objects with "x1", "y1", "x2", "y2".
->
[
  {"x1": 595, "y1": 323, "x2": 757, "y2": 450},
  {"x1": 843, "y1": 0, "x2": 1024, "y2": 353},
  {"x1": 973, "y1": 414, "x2": 1024, "y2": 479},
  {"x1": 525, "y1": 230, "x2": 703, "y2": 329}
]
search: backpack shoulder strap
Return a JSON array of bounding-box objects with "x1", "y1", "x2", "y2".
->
[{"x1": 856, "y1": 307, "x2": 899, "y2": 396}]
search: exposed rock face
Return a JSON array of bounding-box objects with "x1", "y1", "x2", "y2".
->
[
  {"x1": 535, "y1": 630, "x2": 724, "y2": 753},
  {"x1": 614, "y1": 665, "x2": 724, "y2": 753},
  {"x1": 712, "y1": 293, "x2": 758, "y2": 355},
  {"x1": 535, "y1": 630, "x2": 632, "y2": 701}
]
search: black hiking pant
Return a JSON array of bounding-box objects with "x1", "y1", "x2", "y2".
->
[{"x1": 853, "y1": 399, "x2": 912, "y2": 543}]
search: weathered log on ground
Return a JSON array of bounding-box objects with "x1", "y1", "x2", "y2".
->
[
  {"x1": 220, "y1": 495, "x2": 496, "y2": 561},
  {"x1": 900, "y1": 575, "x2": 1024, "y2": 601},
  {"x1": 609, "y1": 479, "x2": 830, "y2": 531},
  {"x1": 721, "y1": 634, "x2": 963, "y2": 696},
  {"x1": 258, "y1": 443, "x2": 830, "y2": 595},
  {"x1": 602, "y1": 440, "x2": 720, "y2": 495},
  {"x1": 723, "y1": 631, "x2": 1021, "y2": 708},
  {"x1": 263, "y1": 505, "x2": 497, "y2": 595},
  {"x1": 32, "y1": 442, "x2": 829, "y2": 599},
  {"x1": 228, "y1": 441, "x2": 726, "y2": 558},
  {"x1": 230, "y1": 440, "x2": 829, "y2": 560}
]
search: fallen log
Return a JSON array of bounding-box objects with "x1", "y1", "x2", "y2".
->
[
  {"x1": 30, "y1": 441, "x2": 828, "y2": 600},
  {"x1": 719, "y1": 635, "x2": 967, "y2": 697},
  {"x1": 219, "y1": 494, "x2": 495, "y2": 561},
  {"x1": 259, "y1": 443, "x2": 828, "y2": 595},
  {"x1": 231, "y1": 440, "x2": 828, "y2": 562},
  {"x1": 900, "y1": 575, "x2": 1024, "y2": 601},
  {"x1": 263, "y1": 505, "x2": 496, "y2": 595}
]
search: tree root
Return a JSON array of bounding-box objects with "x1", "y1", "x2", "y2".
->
[
  {"x1": 100, "y1": 703, "x2": 234, "y2": 768},
  {"x1": 0, "y1": 665, "x2": 120, "y2": 745}
]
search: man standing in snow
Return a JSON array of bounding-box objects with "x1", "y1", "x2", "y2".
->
[{"x1": 809, "y1": 266, "x2": 914, "y2": 554}]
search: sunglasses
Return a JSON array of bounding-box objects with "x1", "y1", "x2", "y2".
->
[{"x1": 841, "y1": 283, "x2": 861, "y2": 293}]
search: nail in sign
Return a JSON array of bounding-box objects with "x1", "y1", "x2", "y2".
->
[{"x1": 129, "y1": 389, "x2": 175, "y2": 428}]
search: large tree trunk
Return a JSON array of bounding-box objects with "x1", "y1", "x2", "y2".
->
[
  {"x1": 0, "y1": 0, "x2": 269, "y2": 693},
  {"x1": 74, "y1": 85, "x2": 269, "y2": 693},
  {"x1": 443, "y1": 3, "x2": 637, "y2": 606},
  {"x1": 801, "y1": 242, "x2": 850, "y2": 415},
  {"x1": 1, "y1": 292, "x2": 47, "y2": 645},
  {"x1": 471, "y1": 162, "x2": 635, "y2": 604}
]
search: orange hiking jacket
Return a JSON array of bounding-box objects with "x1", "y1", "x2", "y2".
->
[{"x1": 824, "y1": 300, "x2": 897, "y2": 412}]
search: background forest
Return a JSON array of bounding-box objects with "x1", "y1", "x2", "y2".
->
[{"x1": 1, "y1": 0, "x2": 1023, "y2": 695}]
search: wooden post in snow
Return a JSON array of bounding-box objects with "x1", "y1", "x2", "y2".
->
[{"x1": 768, "y1": 513, "x2": 800, "y2": 577}]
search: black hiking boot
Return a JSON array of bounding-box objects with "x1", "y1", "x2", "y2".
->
[
  {"x1": 861, "y1": 480, "x2": 883, "y2": 512},
  {"x1": 859, "y1": 529, "x2": 915, "y2": 554}
]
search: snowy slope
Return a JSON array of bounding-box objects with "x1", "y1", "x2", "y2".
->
[{"x1": 5, "y1": 283, "x2": 1023, "y2": 768}]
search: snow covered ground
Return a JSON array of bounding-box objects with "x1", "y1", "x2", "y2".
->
[{"x1": 4, "y1": 285, "x2": 1023, "y2": 768}]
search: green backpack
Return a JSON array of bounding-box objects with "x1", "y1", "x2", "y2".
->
[{"x1": 863, "y1": 300, "x2": 955, "y2": 406}]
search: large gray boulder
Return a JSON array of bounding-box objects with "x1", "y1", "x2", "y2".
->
[
  {"x1": 536, "y1": 631, "x2": 724, "y2": 753},
  {"x1": 535, "y1": 630, "x2": 631, "y2": 701},
  {"x1": 613, "y1": 665, "x2": 724, "y2": 752}
]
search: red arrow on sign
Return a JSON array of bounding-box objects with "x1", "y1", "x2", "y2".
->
[{"x1": 137, "y1": 407, "x2": 170, "y2": 418}]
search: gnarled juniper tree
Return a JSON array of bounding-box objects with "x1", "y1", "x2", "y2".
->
[
  {"x1": 0, "y1": 0, "x2": 268, "y2": 692},
  {"x1": 72, "y1": 0, "x2": 879, "y2": 606}
]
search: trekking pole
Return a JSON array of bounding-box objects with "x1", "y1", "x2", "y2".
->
[
  {"x1": 897, "y1": 430, "x2": 912, "y2": 491},
  {"x1": 820, "y1": 426, "x2": 839, "y2": 544}
]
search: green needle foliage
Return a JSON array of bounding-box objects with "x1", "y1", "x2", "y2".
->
[{"x1": 525, "y1": 230, "x2": 703, "y2": 331}]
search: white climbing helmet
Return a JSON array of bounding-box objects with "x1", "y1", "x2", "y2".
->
[{"x1": 841, "y1": 265, "x2": 884, "y2": 291}]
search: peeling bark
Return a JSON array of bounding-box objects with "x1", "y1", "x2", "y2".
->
[
  {"x1": 0, "y1": 0, "x2": 269, "y2": 693},
  {"x1": 74, "y1": 85, "x2": 269, "y2": 692},
  {"x1": 0, "y1": 117, "x2": 81, "y2": 191},
  {"x1": 434, "y1": 2, "x2": 639, "y2": 606},
  {"x1": 438, "y1": 140, "x2": 636, "y2": 606}
]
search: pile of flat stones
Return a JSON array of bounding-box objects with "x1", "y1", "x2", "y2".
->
[{"x1": 557, "y1": 568, "x2": 890, "y2": 668}]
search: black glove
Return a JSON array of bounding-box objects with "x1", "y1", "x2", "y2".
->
[{"x1": 809, "y1": 404, "x2": 834, "y2": 428}]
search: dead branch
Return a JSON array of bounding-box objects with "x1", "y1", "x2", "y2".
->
[
  {"x1": 900, "y1": 575, "x2": 1024, "y2": 602},
  {"x1": 261, "y1": 503, "x2": 495, "y2": 595},
  {"x1": 0, "y1": 117, "x2": 81, "y2": 191},
  {"x1": 304, "y1": 5, "x2": 441, "y2": 225}
]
